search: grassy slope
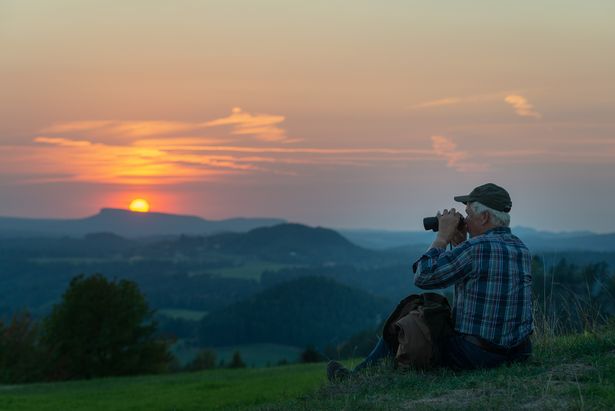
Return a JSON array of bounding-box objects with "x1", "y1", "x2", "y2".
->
[
  {"x1": 269, "y1": 324, "x2": 615, "y2": 410},
  {"x1": 1, "y1": 326, "x2": 614, "y2": 411}
]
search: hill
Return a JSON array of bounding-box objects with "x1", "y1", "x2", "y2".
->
[
  {"x1": 0, "y1": 208, "x2": 285, "y2": 238},
  {"x1": 277, "y1": 322, "x2": 615, "y2": 410},
  {"x1": 198, "y1": 276, "x2": 390, "y2": 347},
  {"x1": 201, "y1": 223, "x2": 375, "y2": 264}
]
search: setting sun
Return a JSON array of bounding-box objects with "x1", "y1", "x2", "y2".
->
[{"x1": 129, "y1": 198, "x2": 150, "y2": 213}]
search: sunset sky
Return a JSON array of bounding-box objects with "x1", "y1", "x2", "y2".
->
[{"x1": 2, "y1": 1, "x2": 614, "y2": 232}]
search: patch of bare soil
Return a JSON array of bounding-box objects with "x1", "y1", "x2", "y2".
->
[
  {"x1": 403, "y1": 388, "x2": 506, "y2": 409},
  {"x1": 548, "y1": 363, "x2": 595, "y2": 381},
  {"x1": 520, "y1": 397, "x2": 570, "y2": 410}
]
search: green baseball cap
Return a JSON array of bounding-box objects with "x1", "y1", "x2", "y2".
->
[{"x1": 454, "y1": 183, "x2": 512, "y2": 212}]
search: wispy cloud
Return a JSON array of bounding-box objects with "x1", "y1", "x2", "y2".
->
[
  {"x1": 431, "y1": 135, "x2": 488, "y2": 173},
  {"x1": 4, "y1": 119, "x2": 435, "y2": 184},
  {"x1": 205, "y1": 107, "x2": 299, "y2": 143},
  {"x1": 39, "y1": 107, "x2": 297, "y2": 143},
  {"x1": 504, "y1": 95, "x2": 542, "y2": 118},
  {"x1": 409, "y1": 93, "x2": 503, "y2": 109},
  {"x1": 410, "y1": 92, "x2": 542, "y2": 119},
  {"x1": 34, "y1": 137, "x2": 93, "y2": 147}
]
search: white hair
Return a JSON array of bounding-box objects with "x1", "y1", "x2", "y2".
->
[{"x1": 469, "y1": 201, "x2": 510, "y2": 227}]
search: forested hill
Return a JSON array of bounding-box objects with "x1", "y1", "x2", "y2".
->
[
  {"x1": 199, "y1": 223, "x2": 376, "y2": 263},
  {"x1": 198, "y1": 276, "x2": 390, "y2": 347}
]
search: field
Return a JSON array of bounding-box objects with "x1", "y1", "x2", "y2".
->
[
  {"x1": 171, "y1": 342, "x2": 304, "y2": 368},
  {"x1": 157, "y1": 308, "x2": 209, "y2": 321},
  {"x1": 0, "y1": 364, "x2": 325, "y2": 411},
  {"x1": 206, "y1": 260, "x2": 300, "y2": 280},
  {"x1": 2, "y1": 325, "x2": 614, "y2": 410}
]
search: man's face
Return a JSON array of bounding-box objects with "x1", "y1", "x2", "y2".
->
[{"x1": 464, "y1": 204, "x2": 484, "y2": 238}]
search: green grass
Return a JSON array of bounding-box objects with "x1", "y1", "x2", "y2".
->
[
  {"x1": 269, "y1": 323, "x2": 615, "y2": 410},
  {"x1": 157, "y1": 308, "x2": 209, "y2": 321},
  {"x1": 2, "y1": 325, "x2": 614, "y2": 410},
  {"x1": 0, "y1": 364, "x2": 325, "y2": 411},
  {"x1": 206, "y1": 260, "x2": 300, "y2": 280}
]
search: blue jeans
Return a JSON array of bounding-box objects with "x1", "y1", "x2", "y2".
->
[
  {"x1": 353, "y1": 337, "x2": 393, "y2": 372},
  {"x1": 440, "y1": 335, "x2": 532, "y2": 370},
  {"x1": 353, "y1": 335, "x2": 531, "y2": 371}
]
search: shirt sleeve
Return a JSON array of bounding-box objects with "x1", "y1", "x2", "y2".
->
[{"x1": 412, "y1": 242, "x2": 473, "y2": 289}]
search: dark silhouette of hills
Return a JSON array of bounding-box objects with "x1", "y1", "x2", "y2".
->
[
  {"x1": 0, "y1": 208, "x2": 285, "y2": 238},
  {"x1": 201, "y1": 223, "x2": 374, "y2": 263}
]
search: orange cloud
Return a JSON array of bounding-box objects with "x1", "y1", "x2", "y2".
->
[
  {"x1": 10, "y1": 107, "x2": 576, "y2": 186},
  {"x1": 34, "y1": 137, "x2": 93, "y2": 147},
  {"x1": 15, "y1": 134, "x2": 438, "y2": 185},
  {"x1": 504, "y1": 95, "x2": 542, "y2": 118},
  {"x1": 39, "y1": 107, "x2": 296, "y2": 142},
  {"x1": 409, "y1": 92, "x2": 505, "y2": 109},
  {"x1": 28, "y1": 138, "x2": 260, "y2": 184},
  {"x1": 431, "y1": 135, "x2": 488, "y2": 173},
  {"x1": 204, "y1": 107, "x2": 297, "y2": 143}
]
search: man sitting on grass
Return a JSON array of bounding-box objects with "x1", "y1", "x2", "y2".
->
[{"x1": 328, "y1": 183, "x2": 533, "y2": 380}]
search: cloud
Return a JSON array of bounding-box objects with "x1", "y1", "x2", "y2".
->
[
  {"x1": 410, "y1": 92, "x2": 543, "y2": 120},
  {"x1": 1, "y1": 130, "x2": 436, "y2": 185},
  {"x1": 431, "y1": 135, "x2": 489, "y2": 173},
  {"x1": 504, "y1": 95, "x2": 542, "y2": 118},
  {"x1": 25, "y1": 138, "x2": 261, "y2": 184},
  {"x1": 13, "y1": 106, "x2": 573, "y2": 186},
  {"x1": 34, "y1": 137, "x2": 93, "y2": 147},
  {"x1": 409, "y1": 93, "x2": 504, "y2": 109},
  {"x1": 39, "y1": 107, "x2": 297, "y2": 143},
  {"x1": 410, "y1": 97, "x2": 464, "y2": 109},
  {"x1": 205, "y1": 107, "x2": 298, "y2": 143}
]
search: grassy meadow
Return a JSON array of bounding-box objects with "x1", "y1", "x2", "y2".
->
[
  {"x1": 0, "y1": 363, "x2": 325, "y2": 411},
  {"x1": 275, "y1": 323, "x2": 615, "y2": 410},
  {"x1": 2, "y1": 323, "x2": 614, "y2": 410}
]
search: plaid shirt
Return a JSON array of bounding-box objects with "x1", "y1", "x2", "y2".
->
[{"x1": 412, "y1": 227, "x2": 533, "y2": 348}]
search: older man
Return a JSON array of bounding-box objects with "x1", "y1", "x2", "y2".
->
[
  {"x1": 413, "y1": 183, "x2": 533, "y2": 370},
  {"x1": 327, "y1": 183, "x2": 532, "y2": 380}
]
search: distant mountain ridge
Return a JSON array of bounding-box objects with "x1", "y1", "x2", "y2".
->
[
  {"x1": 0, "y1": 208, "x2": 285, "y2": 238},
  {"x1": 339, "y1": 226, "x2": 615, "y2": 252}
]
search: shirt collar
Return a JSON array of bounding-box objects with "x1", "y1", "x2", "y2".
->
[{"x1": 484, "y1": 226, "x2": 511, "y2": 235}]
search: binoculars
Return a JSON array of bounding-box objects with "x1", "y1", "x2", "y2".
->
[{"x1": 423, "y1": 215, "x2": 466, "y2": 232}]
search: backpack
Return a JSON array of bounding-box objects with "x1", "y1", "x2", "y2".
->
[{"x1": 382, "y1": 293, "x2": 454, "y2": 370}]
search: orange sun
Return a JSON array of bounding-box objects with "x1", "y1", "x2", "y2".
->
[{"x1": 129, "y1": 198, "x2": 150, "y2": 213}]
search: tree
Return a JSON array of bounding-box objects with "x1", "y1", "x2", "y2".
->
[
  {"x1": 185, "y1": 349, "x2": 217, "y2": 371},
  {"x1": 228, "y1": 351, "x2": 246, "y2": 368},
  {"x1": 43, "y1": 274, "x2": 172, "y2": 380},
  {"x1": 0, "y1": 312, "x2": 46, "y2": 383},
  {"x1": 300, "y1": 345, "x2": 324, "y2": 363}
]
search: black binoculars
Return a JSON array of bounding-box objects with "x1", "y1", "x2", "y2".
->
[{"x1": 423, "y1": 215, "x2": 466, "y2": 232}]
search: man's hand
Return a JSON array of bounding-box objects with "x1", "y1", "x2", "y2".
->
[
  {"x1": 430, "y1": 208, "x2": 462, "y2": 249},
  {"x1": 451, "y1": 224, "x2": 468, "y2": 247}
]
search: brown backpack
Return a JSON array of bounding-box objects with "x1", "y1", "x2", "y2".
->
[{"x1": 382, "y1": 293, "x2": 454, "y2": 370}]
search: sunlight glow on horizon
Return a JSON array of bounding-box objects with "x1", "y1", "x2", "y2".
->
[{"x1": 129, "y1": 198, "x2": 150, "y2": 213}]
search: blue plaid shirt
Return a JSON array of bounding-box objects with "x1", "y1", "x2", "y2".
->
[{"x1": 412, "y1": 227, "x2": 533, "y2": 348}]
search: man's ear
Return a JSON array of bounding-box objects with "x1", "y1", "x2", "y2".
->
[{"x1": 480, "y1": 211, "x2": 490, "y2": 226}]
